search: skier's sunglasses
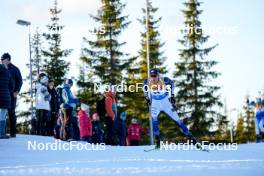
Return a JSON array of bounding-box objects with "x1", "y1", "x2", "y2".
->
[{"x1": 150, "y1": 74, "x2": 158, "y2": 78}]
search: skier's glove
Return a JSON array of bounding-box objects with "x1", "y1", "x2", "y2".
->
[{"x1": 170, "y1": 96, "x2": 176, "y2": 105}]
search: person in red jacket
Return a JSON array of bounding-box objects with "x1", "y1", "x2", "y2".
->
[
  {"x1": 104, "y1": 90, "x2": 117, "y2": 145},
  {"x1": 78, "y1": 103, "x2": 92, "y2": 143},
  {"x1": 127, "y1": 118, "x2": 147, "y2": 146}
]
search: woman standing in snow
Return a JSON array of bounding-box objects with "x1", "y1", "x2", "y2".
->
[{"x1": 36, "y1": 75, "x2": 51, "y2": 136}]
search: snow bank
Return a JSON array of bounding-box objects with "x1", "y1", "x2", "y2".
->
[{"x1": 0, "y1": 135, "x2": 263, "y2": 176}]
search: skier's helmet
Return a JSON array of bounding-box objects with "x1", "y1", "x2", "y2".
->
[{"x1": 150, "y1": 69, "x2": 159, "y2": 77}]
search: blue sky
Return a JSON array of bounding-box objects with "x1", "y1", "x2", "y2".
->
[{"x1": 0, "y1": 0, "x2": 264, "y2": 119}]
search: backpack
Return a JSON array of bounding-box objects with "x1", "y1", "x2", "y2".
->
[
  {"x1": 56, "y1": 86, "x2": 64, "y2": 106},
  {"x1": 96, "y1": 97, "x2": 106, "y2": 119}
]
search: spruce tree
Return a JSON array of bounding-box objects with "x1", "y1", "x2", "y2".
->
[
  {"x1": 174, "y1": 0, "x2": 222, "y2": 137},
  {"x1": 42, "y1": 0, "x2": 72, "y2": 86},
  {"x1": 80, "y1": 0, "x2": 133, "y2": 86},
  {"x1": 235, "y1": 114, "x2": 246, "y2": 143},
  {"x1": 242, "y1": 97, "x2": 256, "y2": 142},
  {"x1": 19, "y1": 28, "x2": 44, "y2": 118},
  {"x1": 78, "y1": 0, "x2": 136, "y2": 112},
  {"x1": 125, "y1": 0, "x2": 166, "y2": 118}
]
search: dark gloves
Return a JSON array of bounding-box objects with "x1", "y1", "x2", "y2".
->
[
  {"x1": 169, "y1": 96, "x2": 176, "y2": 105},
  {"x1": 146, "y1": 99, "x2": 151, "y2": 106}
]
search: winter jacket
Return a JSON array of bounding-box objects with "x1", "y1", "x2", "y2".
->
[
  {"x1": 36, "y1": 82, "x2": 51, "y2": 111},
  {"x1": 48, "y1": 87, "x2": 60, "y2": 113},
  {"x1": 0, "y1": 65, "x2": 14, "y2": 109},
  {"x1": 105, "y1": 91, "x2": 117, "y2": 119},
  {"x1": 78, "y1": 110, "x2": 92, "y2": 137},
  {"x1": 7, "y1": 63, "x2": 23, "y2": 93},
  {"x1": 62, "y1": 84, "x2": 79, "y2": 108},
  {"x1": 127, "y1": 123, "x2": 147, "y2": 141}
]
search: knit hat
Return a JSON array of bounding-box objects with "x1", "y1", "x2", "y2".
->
[
  {"x1": 131, "y1": 118, "x2": 137, "y2": 124},
  {"x1": 81, "y1": 103, "x2": 89, "y2": 112},
  {"x1": 1, "y1": 53, "x2": 11, "y2": 61},
  {"x1": 120, "y1": 112, "x2": 127, "y2": 120}
]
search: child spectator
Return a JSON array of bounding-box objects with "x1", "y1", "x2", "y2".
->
[
  {"x1": 127, "y1": 118, "x2": 147, "y2": 146},
  {"x1": 114, "y1": 112, "x2": 127, "y2": 146},
  {"x1": 78, "y1": 103, "x2": 92, "y2": 143},
  {"x1": 91, "y1": 113, "x2": 104, "y2": 144},
  {"x1": 36, "y1": 75, "x2": 51, "y2": 136}
]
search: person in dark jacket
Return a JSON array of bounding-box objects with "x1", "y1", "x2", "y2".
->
[
  {"x1": 1, "y1": 53, "x2": 23, "y2": 137},
  {"x1": 91, "y1": 113, "x2": 104, "y2": 144},
  {"x1": 114, "y1": 112, "x2": 127, "y2": 146},
  {"x1": 47, "y1": 79, "x2": 60, "y2": 136},
  {"x1": 0, "y1": 64, "x2": 14, "y2": 139},
  {"x1": 104, "y1": 90, "x2": 117, "y2": 145}
]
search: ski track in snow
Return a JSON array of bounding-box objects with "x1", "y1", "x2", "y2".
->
[{"x1": 0, "y1": 135, "x2": 264, "y2": 176}]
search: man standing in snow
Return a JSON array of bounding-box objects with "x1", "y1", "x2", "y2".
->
[
  {"x1": 1, "y1": 53, "x2": 23, "y2": 138},
  {"x1": 144, "y1": 69, "x2": 198, "y2": 148},
  {"x1": 0, "y1": 64, "x2": 14, "y2": 139}
]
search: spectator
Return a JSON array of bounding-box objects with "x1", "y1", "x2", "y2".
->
[
  {"x1": 78, "y1": 103, "x2": 92, "y2": 143},
  {"x1": 30, "y1": 73, "x2": 47, "y2": 135},
  {"x1": 0, "y1": 64, "x2": 14, "y2": 139},
  {"x1": 36, "y1": 75, "x2": 51, "y2": 136},
  {"x1": 104, "y1": 90, "x2": 117, "y2": 145},
  {"x1": 1, "y1": 53, "x2": 23, "y2": 137},
  {"x1": 91, "y1": 113, "x2": 104, "y2": 144},
  {"x1": 114, "y1": 112, "x2": 127, "y2": 146},
  {"x1": 61, "y1": 79, "x2": 79, "y2": 141},
  {"x1": 47, "y1": 79, "x2": 60, "y2": 136},
  {"x1": 127, "y1": 118, "x2": 147, "y2": 146}
]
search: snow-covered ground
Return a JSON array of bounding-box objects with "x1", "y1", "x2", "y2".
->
[{"x1": 0, "y1": 135, "x2": 263, "y2": 176}]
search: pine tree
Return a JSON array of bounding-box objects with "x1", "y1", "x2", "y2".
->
[
  {"x1": 42, "y1": 0, "x2": 72, "y2": 86},
  {"x1": 19, "y1": 28, "x2": 44, "y2": 117},
  {"x1": 174, "y1": 0, "x2": 222, "y2": 137},
  {"x1": 17, "y1": 28, "x2": 44, "y2": 133},
  {"x1": 124, "y1": 0, "x2": 166, "y2": 125},
  {"x1": 215, "y1": 100, "x2": 229, "y2": 141},
  {"x1": 242, "y1": 97, "x2": 256, "y2": 142},
  {"x1": 235, "y1": 114, "x2": 246, "y2": 143},
  {"x1": 80, "y1": 0, "x2": 133, "y2": 86},
  {"x1": 77, "y1": 53, "x2": 101, "y2": 112},
  {"x1": 78, "y1": 0, "x2": 136, "y2": 112}
]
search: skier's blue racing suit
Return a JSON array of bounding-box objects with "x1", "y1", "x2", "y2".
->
[{"x1": 143, "y1": 77, "x2": 191, "y2": 139}]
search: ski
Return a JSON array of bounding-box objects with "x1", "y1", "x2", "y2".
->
[{"x1": 144, "y1": 147, "x2": 158, "y2": 152}]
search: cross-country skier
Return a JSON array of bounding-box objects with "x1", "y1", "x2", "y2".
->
[
  {"x1": 248, "y1": 98, "x2": 264, "y2": 143},
  {"x1": 143, "y1": 69, "x2": 198, "y2": 148}
]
